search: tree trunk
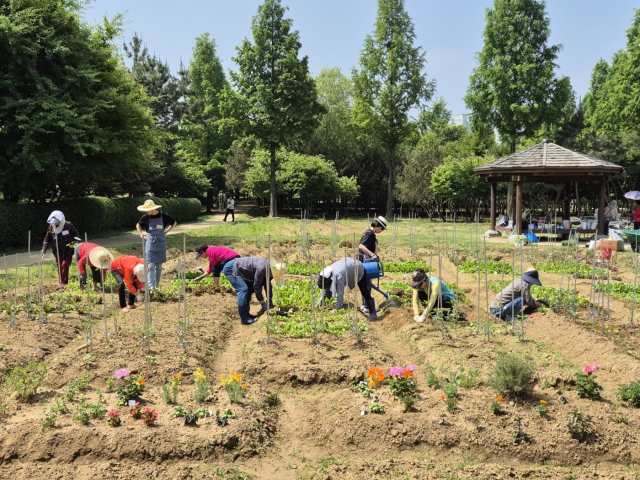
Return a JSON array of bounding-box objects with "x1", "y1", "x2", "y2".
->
[
  {"x1": 206, "y1": 189, "x2": 213, "y2": 214},
  {"x1": 575, "y1": 183, "x2": 581, "y2": 218},
  {"x1": 269, "y1": 143, "x2": 278, "y2": 218},
  {"x1": 385, "y1": 150, "x2": 395, "y2": 218}
]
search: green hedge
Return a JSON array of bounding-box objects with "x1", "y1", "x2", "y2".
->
[{"x1": 0, "y1": 196, "x2": 201, "y2": 248}]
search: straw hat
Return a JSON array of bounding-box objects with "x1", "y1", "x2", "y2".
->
[
  {"x1": 137, "y1": 199, "x2": 162, "y2": 212},
  {"x1": 133, "y1": 264, "x2": 146, "y2": 283},
  {"x1": 269, "y1": 257, "x2": 287, "y2": 286},
  {"x1": 89, "y1": 247, "x2": 114, "y2": 269}
]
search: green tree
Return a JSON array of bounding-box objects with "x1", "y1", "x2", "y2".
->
[
  {"x1": 123, "y1": 34, "x2": 209, "y2": 198},
  {"x1": 352, "y1": 0, "x2": 434, "y2": 217},
  {"x1": 464, "y1": 0, "x2": 572, "y2": 218},
  {"x1": 228, "y1": 0, "x2": 324, "y2": 217},
  {"x1": 417, "y1": 97, "x2": 452, "y2": 137},
  {"x1": 0, "y1": 0, "x2": 157, "y2": 201},
  {"x1": 179, "y1": 33, "x2": 233, "y2": 212}
]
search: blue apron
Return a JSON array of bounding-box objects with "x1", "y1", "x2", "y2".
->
[{"x1": 146, "y1": 215, "x2": 167, "y2": 263}]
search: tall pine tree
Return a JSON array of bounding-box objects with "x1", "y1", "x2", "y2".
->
[
  {"x1": 352, "y1": 0, "x2": 434, "y2": 217},
  {"x1": 228, "y1": 0, "x2": 324, "y2": 217},
  {"x1": 465, "y1": 0, "x2": 571, "y2": 218}
]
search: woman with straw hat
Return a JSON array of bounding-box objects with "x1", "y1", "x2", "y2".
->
[
  {"x1": 42, "y1": 210, "x2": 80, "y2": 289},
  {"x1": 136, "y1": 199, "x2": 177, "y2": 292},
  {"x1": 222, "y1": 257, "x2": 286, "y2": 325},
  {"x1": 75, "y1": 242, "x2": 114, "y2": 291},
  {"x1": 110, "y1": 255, "x2": 146, "y2": 312},
  {"x1": 357, "y1": 216, "x2": 388, "y2": 314}
]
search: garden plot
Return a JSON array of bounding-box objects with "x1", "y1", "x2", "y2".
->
[{"x1": 1, "y1": 220, "x2": 640, "y2": 479}]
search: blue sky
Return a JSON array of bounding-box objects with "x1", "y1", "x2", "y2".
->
[{"x1": 83, "y1": 0, "x2": 639, "y2": 117}]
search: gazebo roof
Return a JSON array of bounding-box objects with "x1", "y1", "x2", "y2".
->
[{"x1": 474, "y1": 140, "x2": 623, "y2": 182}]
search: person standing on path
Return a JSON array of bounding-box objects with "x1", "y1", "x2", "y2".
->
[
  {"x1": 357, "y1": 216, "x2": 388, "y2": 314},
  {"x1": 110, "y1": 255, "x2": 146, "y2": 311},
  {"x1": 316, "y1": 257, "x2": 377, "y2": 319},
  {"x1": 136, "y1": 199, "x2": 177, "y2": 292},
  {"x1": 223, "y1": 195, "x2": 235, "y2": 222},
  {"x1": 42, "y1": 210, "x2": 79, "y2": 289},
  {"x1": 222, "y1": 257, "x2": 286, "y2": 324},
  {"x1": 193, "y1": 244, "x2": 240, "y2": 286},
  {"x1": 75, "y1": 242, "x2": 113, "y2": 291}
]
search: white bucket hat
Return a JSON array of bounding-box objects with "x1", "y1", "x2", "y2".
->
[
  {"x1": 269, "y1": 257, "x2": 287, "y2": 286},
  {"x1": 375, "y1": 216, "x2": 388, "y2": 229},
  {"x1": 133, "y1": 264, "x2": 146, "y2": 283}
]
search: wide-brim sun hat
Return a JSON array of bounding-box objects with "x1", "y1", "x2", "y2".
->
[
  {"x1": 137, "y1": 199, "x2": 162, "y2": 212},
  {"x1": 375, "y1": 216, "x2": 388, "y2": 229},
  {"x1": 89, "y1": 247, "x2": 115, "y2": 269},
  {"x1": 133, "y1": 264, "x2": 146, "y2": 283},
  {"x1": 521, "y1": 268, "x2": 542, "y2": 286},
  {"x1": 269, "y1": 257, "x2": 287, "y2": 286}
]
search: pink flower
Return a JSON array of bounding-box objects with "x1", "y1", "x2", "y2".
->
[
  {"x1": 389, "y1": 367, "x2": 404, "y2": 377},
  {"x1": 583, "y1": 365, "x2": 595, "y2": 374},
  {"x1": 114, "y1": 369, "x2": 130, "y2": 379},
  {"x1": 406, "y1": 364, "x2": 418, "y2": 372}
]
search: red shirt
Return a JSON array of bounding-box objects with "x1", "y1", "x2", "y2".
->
[
  {"x1": 77, "y1": 242, "x2": 99, "y2": 275},
  {"x1": 633, "y1": 206, "x2": 640, "y2": 222},
  {"x1": 204, "y1": 246, "x2": 240, "y2": 275},
  {"x1": 110, "y1": 256, "x2": 144, "y2": 294}
]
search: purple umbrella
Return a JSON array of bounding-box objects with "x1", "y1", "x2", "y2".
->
[{"x1": 625, "y1": 191, "x2": 640, "y2": 200}]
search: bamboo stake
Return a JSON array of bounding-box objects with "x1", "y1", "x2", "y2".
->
[
  {"x1": 483, "y1": 237, "x2": 490, "y2": 341},
  {"x1": 141, "y1": 235, "x2": 151, "y2": 353},
  {"x1": 84, "y1": 234, "x2": 92, "y2": 351},
  {"x1": 27, "y1": 231, "x2": 31, "y2": 320},
  {"x1": 54, "y1": 233, "x2": 65, "y2": 317},
  {"x1": 631, "y1": 253, "x2": 637, "y2": 328},
  {"x1": 4, "y1": 255, "x2": 11, "y2": 326},
  {"x1": 182, "y1": 235, "x2": 189, "y2": 332},
  {"x1": 110, "y1": 270, "x2": 118, "y2": 335},
  {"x1": 265, "y1": 235, "x2": 273, "y2": 343}
]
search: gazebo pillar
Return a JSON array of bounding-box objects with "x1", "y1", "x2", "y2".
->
[
  {"x1": 490, "y1": 181, "x2": 497, "y2": 230},
  {"x1": 598, "y1": 179, "x2": 606, "y2": 236},
  {"x1": 563, "y1": 182, "x2": 571, "y2": 220},
  {"x1": 515, "y1": 180, "x2": 523, "y2": 235}
]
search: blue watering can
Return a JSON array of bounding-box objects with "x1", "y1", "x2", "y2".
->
[{"x1": 362, "y1": 259, "x2": 391, "y2": 302}]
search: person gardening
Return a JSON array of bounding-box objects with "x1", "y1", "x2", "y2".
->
[
  {"x1": 194, "y1": 244, "x2": 240, "y2": 286},
  {"x1": 316, "y1": 257, "x2": 377, "y2": 319},
  {"x1": 357, "y1": 216, "x2": 388, "y2": 314},
  {"x1": 42, "y1": 210, "x2": 80, "y2": 289},
  {"x1": 632, "y1": 200, "x2": 640, "y2": 230},
  {"x1": 223, "y1": 194, "x2": 235, "y2": 222},
  {"x1": 75, "y1": 242, "x2": 113, "y2": 291},
  {"x1": 136, "y1": 199, "x2": 177, "y2": 292},
  {"x1": 110, "y1": 255, "x2": 146, "y2": 312},
  {"x1": 490, "y1": 268, "x2": 542, "y2": 321},
  {"x1": 222, "y1": 257, "x2": 286, "y2": 325},
  {"x1": 410, "y1": 269, "x2": 456, "y2": 322}
]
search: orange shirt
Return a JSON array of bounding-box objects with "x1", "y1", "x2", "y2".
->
[{"x1": 110, "y1": 256, "x2": 144, "y2": 294}]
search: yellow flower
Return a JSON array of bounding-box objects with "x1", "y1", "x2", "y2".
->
[
  {"x1": 242, "y1": 384, "x2": 247, "y2": 389},
  {"x1": 540, "y1": 400, "x2": 547, "y2": 404}
]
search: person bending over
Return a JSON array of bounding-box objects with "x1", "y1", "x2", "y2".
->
[
  {"x1": 194, "y1": 244, "x2": 240, "y2": 286},
  {"x1": 110, "y1": 255, "x2": 146, "y2": 312},
  {"x1": 410, "y1": 269, "x2": 456, "y2": 322}
]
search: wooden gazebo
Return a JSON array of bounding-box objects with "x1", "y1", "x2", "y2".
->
[{"x1": 474, "y1": 140, "x2": 623, "y2": 235}]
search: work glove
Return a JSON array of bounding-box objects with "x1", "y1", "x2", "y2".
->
[
  {"x1": 370, "y1": 255, "x2": 379, "y2": 262},
  {"x1": 79, "y1": 274, "x2": 87, "y2": 287},
  {"x1": 414, "y1": 314, "x2": 426, "y2": 323}
]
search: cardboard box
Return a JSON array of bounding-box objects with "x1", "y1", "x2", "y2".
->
[{"x1": 597, "y1": 239, "x2": 620, "y2": 251}]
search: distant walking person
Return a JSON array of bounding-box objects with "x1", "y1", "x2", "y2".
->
[
  {"x1": 136, "y1": 199, "x2": 177, "y2": 292},
  {"x1": 42, "y1": 210, "x2": 79, "y2": 289},
  {"x1": 223, "y1": 195, "x2": 235, "y2": 222}
]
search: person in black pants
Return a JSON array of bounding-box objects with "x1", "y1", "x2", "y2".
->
[
  {"x1": 223, "y1": 195, "x2": 235, "y2": 222},
  {"x1": 357, "y1": 216, "x2": 388, "y2": 313}
]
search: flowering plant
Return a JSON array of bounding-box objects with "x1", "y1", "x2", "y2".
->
[
  {"x1": 193, "y1": 368, "x2": 210, "y2": 403},
  {"x1": 114, "y1": 369, "x2": 147, "y2": 406},
  {"x1": 107, "y1": 410, "x2": 121, "y2": 427},
  {"x1": 388, "y1": 365, "x2": 418, "y2": 411},
  {"x1": 366, "y1": 367, "x2": 385, "y2": 388},
  {"x1": 576, "y1": 363, "x2": 603, "y2": 400},
  {"x1": 161, "y1": 373, "x2": 181, "y2": 405},
  {"x1": 537, "y1": 399, "x2": 548, "y2": 417},
  {"x1": 221, "y1": 371, "x2": 247, "y2": 404},
  {"x1": 490, "y1": 395, "x2": 503, "y2": 415},
  {"x1": 130, "y1": 402, "x2": 142, "y2": 419},
  {"x1": 141, "y1": 407, "x2": 158, "y2": 426}
]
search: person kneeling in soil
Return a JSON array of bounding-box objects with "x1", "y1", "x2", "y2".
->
[
  {"x1": 110, "y1": 255, "x2": 146, "y2": 312},
  {"x1": 222, "y1": 257, "x2": 286, "y2": 325},
  {"x1": 489, "y1": 268, "x2": 542, "y2": 321},
  {"x1": 193, "y1": 244, "x2": 240, "y2": 286},
  {"x1": 316, "y1": 257, "x2": 378, "y2": 319},
  {"x1": 410, "y1": 269, "x2": 456, "y2": 322},
  {"x1": 75, "y1": 242, "x2": 113, "y2": 291}
]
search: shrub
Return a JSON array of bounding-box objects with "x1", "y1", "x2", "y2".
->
[
  {"x1": 0, "y1": 196, "x2": 201, "y2": 248},
  {"x1": 488, "y1": 355, "x2": 534, "y2": 397},
  {"x1": 5, "y1": 362, "x2": 49, "y2": 401},
  {"x1": 616, "y1": 381, "x2": 640, "y2": 407}
]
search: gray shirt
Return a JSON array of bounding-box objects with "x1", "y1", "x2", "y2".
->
[
  {"x1": 490, "y1": 279, "x2": 535, "y2": 309},
  {"x1": 317, "y1": 258, "x2": 365, "y2": 309},
  {"x1": 231, "y1": 257, "x2": 271, "y2": 303}
]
